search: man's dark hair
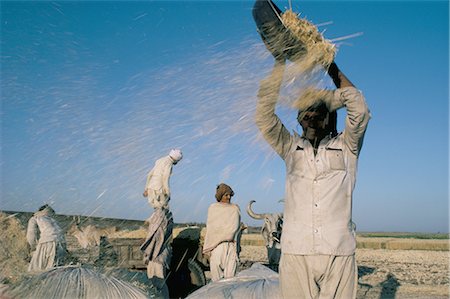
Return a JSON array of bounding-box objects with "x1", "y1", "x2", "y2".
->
[
  {"x1": 38, "y1": 204, "x2": 55, "y2": 214},
  {"x1": 305, "y1": 101, "x2": 329, "y2": 115},
  {"x1": 38, "y1": 204, "x2": 50, "y2": 211},
  {"x1": 327, "y1": 110, "x2": 338, "y2": 137},
  {"x1": 298, "y1": 102, "x2": 338, "y2": 137}
]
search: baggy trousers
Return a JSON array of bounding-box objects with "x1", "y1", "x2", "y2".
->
[
  {"x1": 279, "y1": 254, "x2": 357, "y2": 299},
  {"x1": 209, "y1": 242, "x2": 238, "y2": 282}
]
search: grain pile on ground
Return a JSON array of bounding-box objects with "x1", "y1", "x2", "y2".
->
[
  {"x1": 281, "y1": 9, "x2": 335, "y2": 70},
  {"x1": 105, "y1": 268, "x2": 164, "y2": 298},
  {"x1": 8, "y1": 265, "x2": 161, "y2": 299},
  {"x1": 0, "y1": 212, "x2": 29, "y2": 285}
]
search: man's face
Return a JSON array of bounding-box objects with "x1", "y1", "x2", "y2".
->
[
  {"x1": 299, "y1": 110, "x2": 327, "y2": 131},
  {"x1": 221, "y1": 193, "x2": 232, "y2": 203},
  {"x1": 298, "y1": 109, "x2": 330, "y2": 142}
]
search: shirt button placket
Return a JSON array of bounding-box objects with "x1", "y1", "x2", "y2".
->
[{"x1": 312, "y1": 178, "x2": 320, "y2": 251}]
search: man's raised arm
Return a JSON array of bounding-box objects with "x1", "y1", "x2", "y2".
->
[
  {"x1": 255, "y1": 60, "x2": 293, "y2": 159},
  {"x1": 327, "y1": 61, "x2": 354, "y2": 89},
  {"x1": 325, "y1": 62, "x2": 370, "y2": 156}
]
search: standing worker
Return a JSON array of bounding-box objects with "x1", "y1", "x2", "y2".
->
[
  {"x1": 143, "y1": 149, "x2": 183, "y2": 209},
  {"x1": 141, "y1": 149, "x2": 182, "y2": 298},
  {"x1": 26, "y1": 204, "x2": 68, "y2": 272},
  {"x1": 203, "y1": 183, "x2": 242, "y2": 282},
  {"x1": 256, "y1": 56, "x2": 370, "y2": 298}
]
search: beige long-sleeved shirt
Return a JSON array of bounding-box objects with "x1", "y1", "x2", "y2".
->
[
  {"x1": 26, "y1": 214, "x2": 65, "y2": 246},
  {"x1": 255, "y1": 68, "x2": 370, "y2": 255},
  {"x1": 145, "y1": 155, "x2": 174, "y2": 194}
]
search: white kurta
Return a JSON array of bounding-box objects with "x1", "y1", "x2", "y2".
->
[
  {"x1": 203, "y1": 202, "x2": 241, "y2": 282},
  {"x1": 26, "y1": 212, "x2": 67, "y2": 272},
  {"x1": 145, "y1": 155, "x2": 175, "y2": 208}
]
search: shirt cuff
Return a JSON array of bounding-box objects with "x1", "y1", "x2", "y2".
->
[{"x1": 331, "y1": 87, "x2": 361, "y2": 110}]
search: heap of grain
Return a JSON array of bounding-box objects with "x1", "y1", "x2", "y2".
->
[
  {"x1": 0, "y1": 212, "x2": 29, "y2": 285},
  {"x1": 8, "y1": 266, "x2": 158, "y2": 299}
]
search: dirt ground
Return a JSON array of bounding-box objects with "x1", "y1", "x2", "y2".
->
[{"x1": 240, "y1": 246, "x2": 449, "y2": 299}]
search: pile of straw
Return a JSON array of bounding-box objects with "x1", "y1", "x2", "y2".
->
[
  {"x1": 0, "y1": 212, "x2": 29, "y2": 285},
  {"x1": 281, "y1": 9, "x2": 335, "y2": 70},
  {"x1": 9, "y1": 265, "x2": 159, "y2": 299}
]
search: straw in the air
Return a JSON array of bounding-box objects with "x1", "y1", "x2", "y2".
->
[
  {"x1": 293, "y1": 87, "x2": 335, "y2": 121},
  {"x1": 281, "y1": 9, "x2": 336, "y2": 70}
]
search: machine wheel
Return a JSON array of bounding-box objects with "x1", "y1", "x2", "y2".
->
[{"x1": 188, "y1": 258, "x2": 206, "y2": 286}]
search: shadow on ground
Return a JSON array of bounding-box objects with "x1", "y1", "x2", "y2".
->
[{"x1": 357, "y1": 266, "x2": 400, "y2": 299}]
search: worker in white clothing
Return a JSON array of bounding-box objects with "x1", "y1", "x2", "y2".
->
[
  {"x1": 203, "y1": 183, "x2": 243, "y2": 282},
  {"x1": 141, "y1": 149, "x2": 182, "y2": 298},
  {"x1": 26, "y1": 204, "x2": 68, "y2": 273},
  {"x1": 256, "y1": 57, "x2": 370, "y2": 298},
  {"x1": 143, "y1": 149, "x2": 183, "y2": 209}
]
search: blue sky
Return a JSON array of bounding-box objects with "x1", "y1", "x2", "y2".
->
[{"x1": 1, "y1": 1, "x2": 448, "y2": 233}]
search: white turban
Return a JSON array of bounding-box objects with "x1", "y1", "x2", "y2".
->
[{"x1": 169, "y1": 149, "x2": 183, "y2": 162}]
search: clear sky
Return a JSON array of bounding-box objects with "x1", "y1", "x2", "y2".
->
[{"x1": 1, "y1": 0, "x2": 448, "y2": 233}]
